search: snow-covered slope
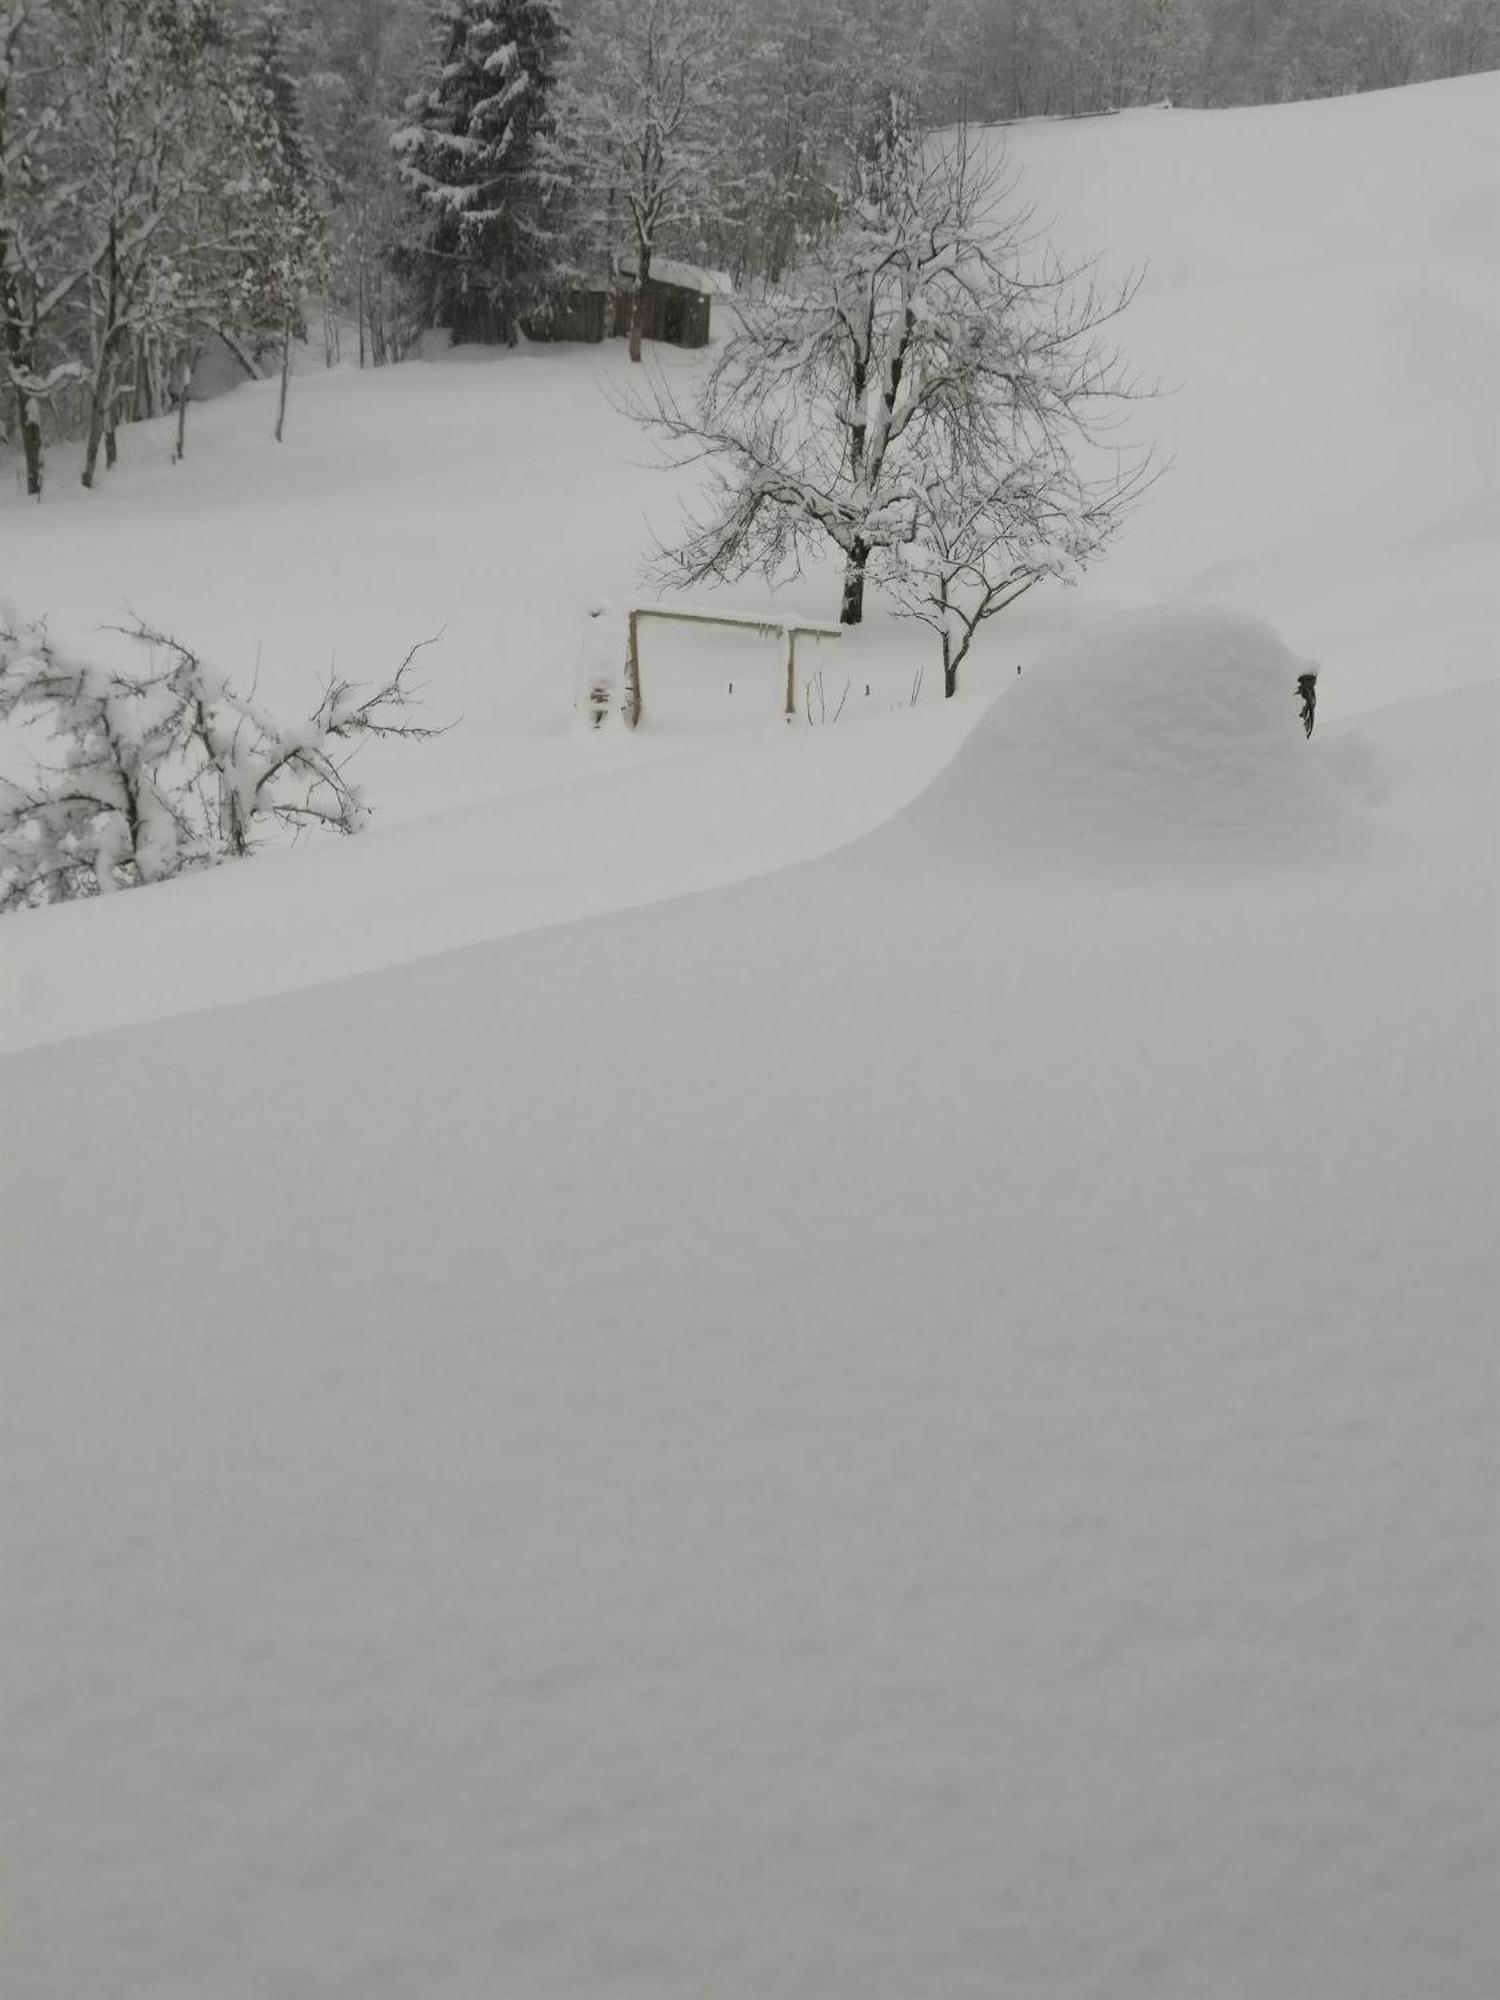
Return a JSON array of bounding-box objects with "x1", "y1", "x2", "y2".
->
[
  {"x1": 2, "y1": 73, "x2": 1497, "y2": 2000},
  {"x1": 3, "y1": 73, "x2": 1497, "y2": 1047},
  {"x1": 1007, "y1": 71, "x2": 1500, "y2": 717}
]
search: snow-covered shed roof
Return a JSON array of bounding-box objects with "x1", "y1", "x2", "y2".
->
[{"x1": 617, "y1": 258, "x2": 735, "y2": 297}]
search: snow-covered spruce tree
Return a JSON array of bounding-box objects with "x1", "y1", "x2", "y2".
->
[
  {"x1": 392, "y1": 0, "x2": 563, "y2": 345},
  {"x1": 550, "y1": 0, "x2": 732, "y2": 363},
  {"x1": 0, "y1": 605, "x2": 443, "y2": 909},
  {"x1": 641, "y1": 132, "x2": 1151, "y2": 648}
]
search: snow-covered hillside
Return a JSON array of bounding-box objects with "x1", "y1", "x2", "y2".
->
[
  {"x1": 2, "y1": 74, "x2": 1497, "y2": 2000},
  {"x1": 4, "y1": 73, "x2": 1496, "y2": 1048}
]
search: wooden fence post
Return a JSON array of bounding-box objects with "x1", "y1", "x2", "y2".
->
[
  {"x1": 623, "y1": 609, "x2": 642, "y2": 728},
  {"x1": 621, "y1": 606, "x2": 838, "y2": 728}
]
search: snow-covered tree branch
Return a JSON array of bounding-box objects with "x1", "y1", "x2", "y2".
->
[
  {"x1": 392, "y1": 0, "x2": 563, "y2": 346},
  {"x1": 1, "y1": 603, "x2": 446, "y2": 909},
  {"x1": 549, "y1": 0, "x2": 733, "y2": 361},
  {"x1": 887, "y1": 440, "x2": 1161, "y2": 697},
  {"x1": 635, "y1": 130, "x2": 1155, "y2": 659}
]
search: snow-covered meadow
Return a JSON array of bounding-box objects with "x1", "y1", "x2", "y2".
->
[{"x1": 2, "y1": 73, "x2": 1497, "y2": 2000}]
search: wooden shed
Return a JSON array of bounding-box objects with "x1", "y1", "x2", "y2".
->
[
  {"x1": 610, "y1": 262, "x2": 714, "y2": 350},
  {"x1": 522, "y1": 288, "x2": 610, "y2": 344},
  {"x1": 524, "y1": 261, "x2": 723, "y2": 350}
]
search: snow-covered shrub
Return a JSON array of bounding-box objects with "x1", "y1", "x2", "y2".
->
[{"x1": 1, "y1": 609, "x2": 443, "y2": 912}]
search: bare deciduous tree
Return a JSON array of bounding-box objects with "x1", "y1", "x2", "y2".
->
[
  {"x1": 889, "y1": 438, "x2": 1158, "y2": 698},
  {"x1": 551, "y1": 0, "x2": 733, "y2": 362},
  {"x1": 1, "y1": 0, "x2": 88, "y2": 496},
  {"x1": 636, "y1": 130, "x2": 1153, "y2": 667}
]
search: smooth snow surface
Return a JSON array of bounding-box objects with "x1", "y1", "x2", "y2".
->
[
  {"x1": 3, "y1": 72, "x2": 1498, "y2": 2000},
  {"x1": 0, "y1": 703, "x2": 974, "y2": 1050},
  {"x1": 4, "y1": 635, "x2": 1494, "y2": 2000}
]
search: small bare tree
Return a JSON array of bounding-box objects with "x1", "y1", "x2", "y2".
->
[
  {"x1": 637, "y1": 127, "x2": 1153, "y2": 655},
  {"x1": 888, "y1": 442, "x2": 1158, "y2": 698}
]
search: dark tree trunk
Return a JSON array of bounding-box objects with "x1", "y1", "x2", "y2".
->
[
  {"x1": 81, "y1": 226, "x2": 121, "y2": 490},
  {"x1": 628, "y1": 240, "x2": 651, "y2": 364},
  {"x1": 275, "y1": 317, "x2": 292, "y2": 443},
  {"x1": 3, "y1": 263, "x2": 44, "y2": 492},
  {"x1": 840, "y1": 539, "x2": 870, "y2": 625},
  {"x1": 81, "y1": 387, "x2": 109, "y2": 488},
  {"x1": 21, "y1": 402, "x2": 42, "y2": 494},
  {"x1": 628, "y1": 285, "x2": 646, "y2": 362},
  {"x1": 11, "y1": 382, "x2": 42, "y2": 497},
  {"x1": 82, "y1": 335, "x2": 125, "y2": 487}
]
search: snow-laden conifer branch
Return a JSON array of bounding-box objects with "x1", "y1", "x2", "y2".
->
[{"x1": 392, "y1": 2, "x2": 563, "y2": 344}]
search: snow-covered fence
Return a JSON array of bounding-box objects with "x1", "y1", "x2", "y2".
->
[{"x1": 623, "y1": 607, "x2": 842, "y2": 728}]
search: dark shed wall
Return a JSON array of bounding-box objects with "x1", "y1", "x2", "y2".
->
[
  {"x1": 611, "y1": 281, "x2": 712, "y2": 349},
  {"x1": 525, "y1": 278, "x2": 713, "y2": 349},
  {"x1": 523, "y1": 290, "x2": 609, "y2": 343}
]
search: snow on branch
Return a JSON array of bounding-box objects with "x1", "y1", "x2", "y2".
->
[
  {"x1": 0, "y1": 607, "x2": 448, "y2": 912},
  {"x1": 627, "y1": 128, "x2": 1158, "y2": 660}
]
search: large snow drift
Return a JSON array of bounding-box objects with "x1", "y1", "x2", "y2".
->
[
  {"x1": 901, "y1": 604, "x2": 1365, "y2": 877},
  {"x1": 3, "y1": 608, "x2": 1494, "y2": 2000}
]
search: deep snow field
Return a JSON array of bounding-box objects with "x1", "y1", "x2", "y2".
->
[{"x1": 3, "y1": 72, "x2": 1497, "y2": 2000}]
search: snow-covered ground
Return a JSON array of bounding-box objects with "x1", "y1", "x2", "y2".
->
[
  {"x1": 2, "y1": 74, "x2": 1497, "y2": 2000},
  {"x1": 4, "y1": 74, "x2": 1496, "y2": 1047}
]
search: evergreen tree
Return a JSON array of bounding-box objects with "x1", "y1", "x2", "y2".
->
[{"x1": 392, "y1": 0, "x2": 563, "y2": 344}]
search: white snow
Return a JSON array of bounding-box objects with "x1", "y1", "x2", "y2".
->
[
  {"x1": 2, "y1": 72, "x2": 1497, "y2": 2000},
  {"x1": 620, "y1": 254, "x2": 735, "y2": 295},
  {"x1": 904, "y1": 602, "x2": 1357, "y2": 876}
]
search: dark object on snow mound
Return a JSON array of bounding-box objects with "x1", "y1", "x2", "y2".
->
[
  {"x1": 889, "y1": 603, "x2": 1368, "y2": 881},
  {"x1": 1298, "y1": 669, "x2": 1318, "y2": 738}
]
